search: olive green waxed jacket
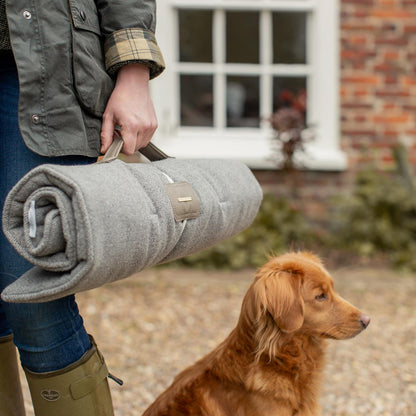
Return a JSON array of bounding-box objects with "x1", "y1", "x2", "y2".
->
[{"x1": 6, "y1": 0, "x2": 165, "y2": 157}]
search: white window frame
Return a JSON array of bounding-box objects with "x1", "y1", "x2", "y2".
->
[{"x1": 152, "y1": 0, "x2": 346, "y2": 170}]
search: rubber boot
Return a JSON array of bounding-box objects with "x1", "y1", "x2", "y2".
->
[
  {"x1": 24, "y1": 336, "x2": 116, "y2": 416},
  {"x1": 0, "y1": 334, "x2": 26, "y2": 415}
]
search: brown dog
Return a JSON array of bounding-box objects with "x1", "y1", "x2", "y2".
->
[{"x1": 143, "y1": 252, "x2": 370, "y2": 416}]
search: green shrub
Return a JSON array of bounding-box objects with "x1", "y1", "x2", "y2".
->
[
  {"x1": 176, "y1": 193, "x2": 314, "y2": 270},
  {"x1": 174, "y1": 150, "x2": 416, "y2": 271},
  {"x1": 329, "y1": 169, "x2": 416, "y2": 269}
]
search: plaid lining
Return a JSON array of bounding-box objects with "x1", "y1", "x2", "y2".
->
[{"x1": 104, "y1": 28, "x2": 165, "y2": 79}]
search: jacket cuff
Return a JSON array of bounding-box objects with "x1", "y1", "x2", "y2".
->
[{"x1": 104, "y1": 28, "x2": 165, "y2": 79}]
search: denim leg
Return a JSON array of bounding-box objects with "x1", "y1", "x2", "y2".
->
[
  {"x1": 0, "y1": 53, "x2": 95, "y2": 372},
  {"x1": 1, "y1": 295, "x2": 92, "y2": 373}
]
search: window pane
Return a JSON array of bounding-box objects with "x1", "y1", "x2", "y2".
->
[
  {"x1": 227, "y1": 76, "x2": 260, "y2": 127},
  {"x1": 273, "y1": 12, "x2": 307, "y2": 64},
  {"x1": 180, "y1": 75, "x2": 213, "y2": 127},
  {"x1": 226, "y1": 11, "x2": 259, "y2": 64},
  {"x1": 179, "y1": 10, "x2": 213, "y2": 62},
  {"x1": 273, "y1": 77, "x2": 307, "y2": 124}
]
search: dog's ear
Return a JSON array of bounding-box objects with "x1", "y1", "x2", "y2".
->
[{"x1": 254, "y1": 269, "x2": 304, "y2": 333}]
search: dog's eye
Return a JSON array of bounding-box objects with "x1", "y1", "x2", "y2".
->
[{"x1": 315, "y1": 293, "x2": 327, "y2": 302}]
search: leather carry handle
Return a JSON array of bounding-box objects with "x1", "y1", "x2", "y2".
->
[
  {"x1": 98, "y1": 136, "x2": 170, "y2": 164},
  {"x1": 140, "y1": 141, "x2": 170, "y2": 161}
]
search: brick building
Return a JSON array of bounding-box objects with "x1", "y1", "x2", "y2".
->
[
  {"x1": 151, "y1": 0, "x2": 416, "y2": 223},
  {"x1": 341, "y1": 0, "x2": 416, "y2": 169}
]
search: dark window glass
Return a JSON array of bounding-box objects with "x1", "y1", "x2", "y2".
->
[
  {"x1": 180, "y1": 75, "x2": 214, "y2": 127},
  {"x1": 179, "y1": 10, "x2": 213, "y2": 62},
  {"x1": 273, "y1": 12, "x2": 307, "y2": 64},
  {"x1": 226, "y1": 11, "x2": 259, "y2": 64},
  {"x1": 273, "y1": 77, "x2": 307, "y2": 124},
  {"x1": 227, "y1": 76, "x2": 260, "y2": 127}
]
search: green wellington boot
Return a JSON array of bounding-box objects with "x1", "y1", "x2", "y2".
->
[
  {"x1": 24, "y1": 337, "x2": 118, "y2": 416},
  {"x1": 0, "y1": 334, "x2": 26, "y2": 416}
]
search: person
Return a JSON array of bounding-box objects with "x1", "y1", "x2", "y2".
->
[{"x1": 0, "y1": 0, "x2": 165, "y2": 414}]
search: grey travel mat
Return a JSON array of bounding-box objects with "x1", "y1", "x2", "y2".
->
[{"x1": 2, "y1": 155, "x2": 262, "y2": 303}]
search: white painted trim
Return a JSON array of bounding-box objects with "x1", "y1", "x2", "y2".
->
[
  {"x1": 306, "y1": 0, "x2": 341, "y2": 158},
  {"x1": 214, "y1": 9, "x2": 226, "y2": 128},
  {"x1": 152, "y1": 0, "x2": 346, "y2": 171},
  {"x1": 153, "y1": 129, "x2": 347, "y2": 171},
  {"x1": 260, "y1": 10, "x2": 272, "y2": 129},
  {"x1": 168, "y1": 0, "x2": 316, "y2": 11},
  {"x1": 174, "y1": 62, "x2": 312, "y2": 76}
]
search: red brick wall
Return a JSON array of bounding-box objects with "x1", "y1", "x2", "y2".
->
[
  {"x1": 255, "y1": 0, "x2": 416, "y2": 224},
  {"x1": 341, "y1": 0, "x2": 416, "y2": 170}
]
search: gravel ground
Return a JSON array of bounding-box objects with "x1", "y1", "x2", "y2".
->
[{"x1": 19, "y1": 265, "x2": 416, "y2": 415}]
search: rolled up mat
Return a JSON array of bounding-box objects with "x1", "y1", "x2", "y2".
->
[{"x1": 2, "y1": 143, "x2": 262, "y2": 303}]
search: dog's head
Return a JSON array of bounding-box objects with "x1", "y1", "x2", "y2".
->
[{"x1": 248, "y1": 252, "x2": 370, "y2": 358}]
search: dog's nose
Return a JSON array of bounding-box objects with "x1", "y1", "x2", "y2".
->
[{"x1": 360, "y1": 314, "x2": 370, "y2": 329}]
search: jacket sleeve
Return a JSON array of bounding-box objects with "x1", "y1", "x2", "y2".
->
[{"x1": 95, "y1": 0, "x2": 165, "y2": 79}]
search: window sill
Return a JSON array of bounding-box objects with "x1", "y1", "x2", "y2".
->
[{"x1": 153, "y1": 128, "x2": 347, "y2": 171}]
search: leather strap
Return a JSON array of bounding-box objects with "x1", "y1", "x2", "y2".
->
[
  {"x1": 69, "y1": 362, "x2": 109, "y2": 400},
  {"x1": 98, "y1": 137, "x2": 170, "y2": 164},
  {"x1": 140, "y1": 141, "x2": 170, "y2": 161}
]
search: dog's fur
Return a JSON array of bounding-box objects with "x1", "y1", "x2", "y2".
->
[{"x1": 143, "y1": 252, "x2": 370, "y2": 416}]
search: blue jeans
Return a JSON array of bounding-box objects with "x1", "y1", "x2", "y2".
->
[{"x1": 0, "y1": 53, "x2": 93, "y2": 372}]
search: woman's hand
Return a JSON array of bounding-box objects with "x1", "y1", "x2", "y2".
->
[{"x1": 100, "y1": 63, "x2": 158, "y2": 155}]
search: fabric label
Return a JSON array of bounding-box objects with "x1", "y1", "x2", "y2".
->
[
  {"x1": 164, "y1": 182, "x2": 201, "y2": 222},
  {"x1": 28, "y1": 200, "x2": 37, "y2": 238}
]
